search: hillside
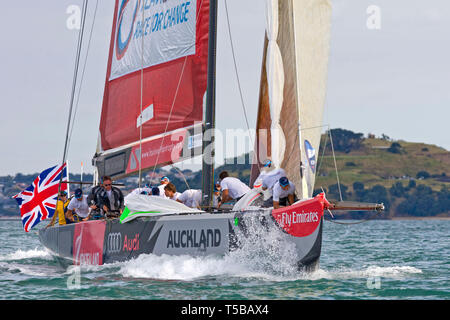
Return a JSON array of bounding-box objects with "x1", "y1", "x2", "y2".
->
[{"x1": 312, "y1": 129, "x2": 449, "y2": 218}]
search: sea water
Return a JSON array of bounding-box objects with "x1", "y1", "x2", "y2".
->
[{"x1": 0, "y1": 218, "x2": 448, "y2": 300}]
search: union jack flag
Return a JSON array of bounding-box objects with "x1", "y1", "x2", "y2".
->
[{"x1": 13, "y1": 163, "x2": 68, "y2": 232}]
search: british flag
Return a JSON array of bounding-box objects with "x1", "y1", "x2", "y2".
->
[{"x1": 13, "y1": 163, "x2": 68, "y2": 232}]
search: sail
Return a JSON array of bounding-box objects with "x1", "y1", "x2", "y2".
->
[
  {"x1": 94, "y1": 0, "x2": 210, "y2": 178},
  {"x1": 251, "y1": 0, "x2": 331, "y2": 198}
]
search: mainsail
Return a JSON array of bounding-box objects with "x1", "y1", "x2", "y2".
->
[
  {"x1": 94, "y1": 0, "x2": 210, "y2": 179},
  {"x1": 251, "y1": 0, "x2": 332, "y2": 199}
]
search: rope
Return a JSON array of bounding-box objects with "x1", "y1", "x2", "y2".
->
[
  {"x1": 138, "y1": 1, "x2": 145, "y2": 189},
  {"x1": 61, "y1": 0, "x2": 89, "y2": 165},
  {"x1": 328, "y1": 127, "x2": 343, "y2": 201},
  {"x1": 224, "y1": 0, "x2": 255, "y2": 159},
  {"x1": 324, "y1": 208, "x2": 382, "y2": 225},
  {"x1": 170, "y1": 164, "x2": 191, "y2": 191},
  {"x1": 315, "y1": 125, "x2": 329, "y2": 177},
  {"x1": 67, "y1": 0, "x2": 99, "y2": 160}
]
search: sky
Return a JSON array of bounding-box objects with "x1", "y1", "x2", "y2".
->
[{"x1": 0, "y1": 0, "x2": 449, "y2": 176}]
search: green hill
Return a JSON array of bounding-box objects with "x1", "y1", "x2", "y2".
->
[{"x1": 312, "y1": 129, "x2": 449, "y2": 218}]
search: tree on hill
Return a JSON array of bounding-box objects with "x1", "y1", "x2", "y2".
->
[
  {"x1": 416, "y1": 171, "x2": 430, "y2": 179},
  {"x1": 325, "y1": 129, "x2": 365, "y2": 153},
  {"x1": 387, "y1": 142, "x2": 404, "y2": 154},
  {"x1": 396, "y1": 184, "x2": 439, "y2": 216},
  {"x1": 390, "y1": 181, "x2": 406, "y2": 197}
]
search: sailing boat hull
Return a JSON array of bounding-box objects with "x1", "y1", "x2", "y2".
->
[{"x1": 39, "y1": 208, "x2": 323, "y2": 272}]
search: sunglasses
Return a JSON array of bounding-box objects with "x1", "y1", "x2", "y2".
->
[{"x1": 104, "y1": 184, "x2": 112, "y2": 186}]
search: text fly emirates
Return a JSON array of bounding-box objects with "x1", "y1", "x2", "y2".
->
[{"x1": 280, "y1": 211, "x2": 319, "y2": 227}]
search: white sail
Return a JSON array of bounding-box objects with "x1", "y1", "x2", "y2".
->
[{"x1": 293, "y1": 0, "x2": 332, "y2": 197}]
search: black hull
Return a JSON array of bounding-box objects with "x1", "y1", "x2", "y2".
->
[{"x1": 39, "y1": 209, "x2": 323, "y2": 272}]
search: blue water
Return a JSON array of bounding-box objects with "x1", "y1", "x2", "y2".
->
[{"x1": 0, "y1": 219, "x2": 448, "y2": 300}]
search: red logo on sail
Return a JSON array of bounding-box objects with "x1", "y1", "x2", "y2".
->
[{"x1": 115, "y1": 0, "x2": 141, "y2": 60}]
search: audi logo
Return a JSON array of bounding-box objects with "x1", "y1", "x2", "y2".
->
[{"x1": 107, "y1": 232, "x2": 122, "y2": 253}]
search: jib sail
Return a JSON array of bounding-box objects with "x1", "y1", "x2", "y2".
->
[{"x1": 251, "y1": 0, "x2": 332, "y2": 198}]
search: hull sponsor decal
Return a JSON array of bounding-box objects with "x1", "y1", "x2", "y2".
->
[
  {"x1": 271, "y1": 194, "x2": 329, "y2": 237},
  {"x1": 167, "y1": 228, "x2": 221, "y2": 249},
  {"x1": 73, "y1": 221, "x2": 106, "y2": 265}
]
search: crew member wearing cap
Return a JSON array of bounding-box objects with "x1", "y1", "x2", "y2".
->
[
  {"x1": 272, "y1": 177, "x2": 297, "y2": 209},
  {"x1": 158, "y1": 176, "x2": 170, "y2": 198},
  {"x1": 47, "y1": 190, "x2": 70, "y2": 227},
  {"x1": 217, "y1": 171, "x2": 250, "y2": 208},
  {"x1": 66, "y1": 188, "x2": 90, "y2": 222}
]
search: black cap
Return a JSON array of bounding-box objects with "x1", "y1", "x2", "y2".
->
[
  {"x1": 279, "y1": 177, "x2": 289, "y2": 187},
  {"x1": 74, "y1": 188, "x2": 83, "y2": 198}
]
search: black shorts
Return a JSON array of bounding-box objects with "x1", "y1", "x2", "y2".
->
[{"x1": 263, "y1": 195, "x2": 298, "y2": 208}]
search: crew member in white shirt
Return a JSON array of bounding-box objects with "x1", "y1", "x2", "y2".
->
[
  {"x1": 272, "y1": 177, "x2": 297, "y2": 209},
  {"x1": 217, "y1": 171, "x2": 250, "y2": 208},
  {"x1": 259, "y1": 161, "x2": 287, "y2": 191},
  {"x1": 177, "y1": 189, "x2": 202, "y2": 209},
  {"x1": 158, "y1": 176, "x2": 170, "y2": 198},
  {"x1": 66, "y1": 188, "x2": 90, "y2": 222},
  {"x1": 164, "y1": 183, "x2": 181, "y2": 201}
]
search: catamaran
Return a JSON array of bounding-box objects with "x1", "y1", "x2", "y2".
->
[{"x1": 39, "y1": 0, "x2": 383, "y2": 271}]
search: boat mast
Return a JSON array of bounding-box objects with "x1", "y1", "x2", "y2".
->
[{"x1": 201, "y1": 0, "x2": 218, "y2": 210}]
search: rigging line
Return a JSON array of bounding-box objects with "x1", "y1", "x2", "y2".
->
[
  {"x1": 328, "y1": 127, "x2": 343, "y2": 201},
  {"x1": 67, "y1": 0, "x2": 99, "y2": 159},
  {"x1": 315, "y1": 125, "x2": 329, "y2": 179},
  {"x1": 170, "y1": 164, "x2": 191, "y2": 191},
  {"x1": 148, "y1": 0, "x2": 205, "y2": 185},
  {"x1": 324, "y1": 209, "x2": 382, "y2": 225},
  {"x1": 138, "y1": 1, "x2": 145, "y2": 189},
  {"x1": 223, "y1": 0, "x2": 254, "y2": 152},
  {"x1": 59, "y1": 0, "x2": 89, "y2": 192}
]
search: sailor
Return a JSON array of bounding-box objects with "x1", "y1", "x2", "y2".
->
[
  {"x1": 217, "y1": 171, "x2": 250, "y2": 208},
  {"x1": 163, "y1": 183, "x2": 180, "y2": 200},
  {"x1": 130, "y1": 183, "x2": 153, "y2": 195},
  {"x1": 66, "y1": 188, "x2": 90, "y2": 222},
  {"x1": 213, "y1": 183, "x2": 221, "y2": 208},
  {"x1": 47, "y1": 190, "x2": 70, "y2": 227},
  {"x1": 176, "y1": 189, "x2": 202, "y2": 209},
  {"x1": 97, "y1": 176, "x2": 125, "y2": 216},
  {"x1": 151, "y1": 186, "x2": 161, "y2": 196},
  {"x1": 271, "y1": 177, "x2": 297, "y2": 209},
  {"x1": 158, "y1": 176, "x2": 170, "y2": 197},
  {"x1": 252, "y1": 159, "x2": 285, "y2": 189}
]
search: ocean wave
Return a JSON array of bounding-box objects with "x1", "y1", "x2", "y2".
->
[
  {"x1": 305, "y1": 265, "x2": 423, "y2": 281},
  {"x1": 0, "y1": 248, "x2": 52, "y2": 262}
]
